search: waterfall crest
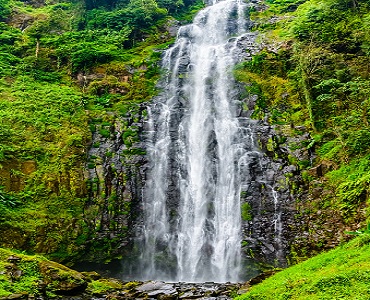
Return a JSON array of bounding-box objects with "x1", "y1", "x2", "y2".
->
[{"x1": 141, "y1": 0, "x2": 252, "y2": 283}]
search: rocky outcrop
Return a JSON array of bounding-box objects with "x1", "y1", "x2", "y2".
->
[
  {"x1": 0, "y1": 160, "x2": 37, "y2": 192},
  {"x1": 237, "y1": 63, "x2": 360, "y2": 267},
  {"x1": 237, "y1": 96, "x2": 309, "y2": 269},
  {"x1": 0, "y1": 250, "x2": 88, "y2": 299},
  {"x1": 39, "y1": 260, "x2": 87, "y2": 295},
  {"x1": 82, "y1": 106, "x2": 147, "y2": 262}
]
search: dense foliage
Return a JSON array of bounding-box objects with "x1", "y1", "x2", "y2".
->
[
  {"x1": 0, "y1": 0, "x2": 202, "y2": 262},
  {"x1": 235, "y1": 0, "x2": 370, "y2": 258}
]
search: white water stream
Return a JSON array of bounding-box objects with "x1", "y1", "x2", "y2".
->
[{"x1": 141, "y1": 0, "x2": 250, "y2": 282}]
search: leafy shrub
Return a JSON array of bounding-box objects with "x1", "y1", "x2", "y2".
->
[
  {"x1": 0, "y1": 187, "x2": 19, "y2": 208},
  {"x1": 70, "y1": 43, "x2": 117, "y2": 72},
  {"x1": 85, "y1": 0, "x2": 167, "y2": 31},
  {"x1": 0, "y1": 0, "x2": 10, "y2": 20},
  {"x1": 346, "y1": 130, "x2": 370, "y2": 155}
]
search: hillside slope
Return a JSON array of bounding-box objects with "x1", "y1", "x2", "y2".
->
[
  {"x1": 0, "y1": 0, "x2": 202, "y2": 262},
  {"x1": 235, "y1": 234, "x2": 370, "y2": 299}
]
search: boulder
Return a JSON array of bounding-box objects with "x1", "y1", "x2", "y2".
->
[
  {"x1": 0, "y1": 293, "x2": 28, "y2": 300},
  {"x1": 39, "y1": 260, "x2": 87, "y2": 295}
]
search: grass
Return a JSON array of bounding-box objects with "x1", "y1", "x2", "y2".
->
[{"x1": 235, "y1": 235, "x2": 370, "y2": 300}]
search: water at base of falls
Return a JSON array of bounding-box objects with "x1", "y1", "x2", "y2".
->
[{"x1": 138, "y1": 0, "x2": 254, "y2": 283}]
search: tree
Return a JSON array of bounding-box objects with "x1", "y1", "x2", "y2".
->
[
  {"x1": 84, "y1": 0, "x2": 118, "y2": 10},
  {"x1": 125, "y1": 0, "x2": 167, "y2": 28}
]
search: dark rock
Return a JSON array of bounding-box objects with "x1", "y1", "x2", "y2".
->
[
  {"x1": 0, "y1": 293, "x2": 28, "y2": 300},
  {"x1": 137, "y1": 281, "x2": 178, "y2": 297},
  {"x1": 84, "y1": 108, "x2": 147, "y2": 263},
  {"x1": 165, "y1": 19, "x2": 180, "y2": 37},
  {"x1": 308, "y1": 161, "x2": 333, "y2": 177},
  {"x1": 247, "y1": 270, "x2": 277, "y2": 286},
  {"x1": 7, "y1": 256, "x2": 21, "y2": 263},
  {"x1": 12, "y1": 270, "x2": 22, "y2": 279},
  {"x1": 81, "y1": 271, "x2": 102, "y2": 281},
  {"x1": 238, "y1": 118, "x2": 308, "y2": 268},
  {"x1": 90, "y1": 281, "x2": 243, "y2": 300}
]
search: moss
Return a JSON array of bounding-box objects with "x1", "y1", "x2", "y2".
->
[
  {"x1": 241, "y1": 202, "x2": 253, "y2": 221},
  {"x1": 0, "y1": 248, "x2": 128, "y2": 297},
  {"x1": 266, "y1": 138, "x2": 276, "y2": 152},
  {"x1": 0, "y1": 249, "x2": 46, "y2": 296},
  {"x1": 98, "y1": 128, "x2": 111, "y2": 138},
  {"x1": 87, "y1": 279, "x2": 123, "y2": 295}
]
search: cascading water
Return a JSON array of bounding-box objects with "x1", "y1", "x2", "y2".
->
[{"x1": 140, "y1": 0, "x2": 253, "y2": 283}]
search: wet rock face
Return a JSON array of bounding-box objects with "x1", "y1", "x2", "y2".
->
[
  {"x1": 79, "y1": 6, "x2": 304, "y2": 272},
  {"x1": 237, "y1": 102, "x2": 311, "y2": 268},
  {"x1": 213, "y1": 34, "x2": 302, "y2": 269},
  {"x1": 83, "y1": 105, "x2": 147, "y2": 261},
  {"x1": 238, "y1": 121, "x2": 292, "y2": 267},
  {"x1": 165, "y1": 18, "x2": 180, "y2": 37}
]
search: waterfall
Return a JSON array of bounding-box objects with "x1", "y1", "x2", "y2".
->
[{"x1": 141, "y1": 0, "x2": 252, "y2": 283}]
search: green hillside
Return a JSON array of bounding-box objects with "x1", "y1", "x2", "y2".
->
[
  {"x1": 0, "y1": 0, "x2": 202, "y2": 262},
  {"x1": 236, "y1": 234, "x2": 370, "y2": 299}
]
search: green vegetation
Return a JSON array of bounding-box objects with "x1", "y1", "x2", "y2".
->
[
  {"x1": 0, "y1": 247, "x2": 128, "y2": 298},
  {"x1": 236, "y1": 0, "x2": 370, "y2": 257},
  {"x1": 0, "y1": 0, "x2": 202, "y2": 262},
  {"x1": 0, "y1": 248, "x2": 80, "y2": 297},
  {"x1": 1, "y1": 0, "x2": 370, "y2": 291},
  {"x1": 86, "y1": 278, "x2": 123, "y2": 295},
  {"x1": 235, "y1": 235, "x2": 370, "y2": 299},
  {"x1": 0, "y1": 0, "x2": 10, "y2": 20},
  {"x1": 241, "y1": 202, "x2": 253, "y2": 221}
]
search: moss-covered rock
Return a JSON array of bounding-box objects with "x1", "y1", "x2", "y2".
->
[
  {"x1": 0, "y1": 248, "x2": 89, "y2": 297},
  {"x1": 0, "y1": 248, "x2": 132, "y2": 299},
  {"x1": 39, "y1": 260, "x2": 87, "y2": 295}
]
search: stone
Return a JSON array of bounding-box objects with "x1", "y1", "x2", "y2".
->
[
  {"x1": 84, "y1": 113, "x2": 147, "y2": 262},
  {"x1": 137, "y1": 281, "x2": 177, "y2": 297},
  {"x1": 12, "y1": 270, "x2": 22, "y2": 279},
  {"x1": 165, "y1": 19, "x2": 180, "y2": 37},
  {"x1": 247, "y1": 270, "x2": 277, "y2": 286},
  {"x1": 81, "y1": 271, "x2": 102, "y2": 281},
  {"x1": 0, "y1": 293, "x2": 28, "y2": 300},
  {"x1": 7, "y1": 256, "x2": 21, "y2": 263},
  {"x1": 95, "y1": 281, "x2": 244, "y2": 300},
  {"x1": 39, "y1": 261, "x2": 87, "y2": 295}
]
